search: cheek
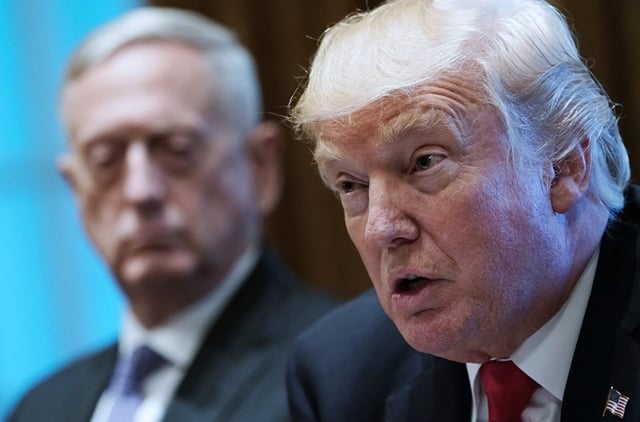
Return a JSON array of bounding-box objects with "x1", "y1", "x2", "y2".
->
[
  {"x1": 191, "y1": 169, "x2": 258, "y2": 238},
  {"x1": 203, "y1": 170, "x2": 255, "y2": 220},
  {"x1": 79, "y1": 190, "x2": 121, "y2": 258},
  {"x1": 449, "y1": 164, "x2": 540, "y2": 237},
  {"x1": 447, "y1": 174, "x2": 554, "y2": 299},
  {"x1": 345, "y1": 216, "x2": 377, "y2": 272}
]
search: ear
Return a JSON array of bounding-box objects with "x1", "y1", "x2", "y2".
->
[
  {"x1": 57, "y1": 153, "x2": 81, "y2": 192},
  {"x1": 247, "y1": 120, "x2": 285, "y2": 216},
  {"x1": 550, "y1": 139, "x2": 591, "y2": 214}
]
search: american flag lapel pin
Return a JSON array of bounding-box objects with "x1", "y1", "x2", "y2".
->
[{"x1": 603, "y1": 386, "x2": 630, "y2": 419}]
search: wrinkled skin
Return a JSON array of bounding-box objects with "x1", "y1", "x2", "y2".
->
[{"x1": 315, "y1": 78, "x2": 606, "y2": 362}]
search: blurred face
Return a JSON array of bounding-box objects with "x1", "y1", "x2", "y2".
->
[
  {"x1": 60, "y1": 41, "x2": 259, "y2": 301},
  {"x1": 316, "y1": 78, "x2": 577, "y2": 362}
]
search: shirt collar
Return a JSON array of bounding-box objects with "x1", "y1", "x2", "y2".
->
[
  {"x1": 467, "y1": 247, "x2": 599, "y2": 400},
  {"x1": 119, "y1": 242, "x2": 260, "y2": 369}
]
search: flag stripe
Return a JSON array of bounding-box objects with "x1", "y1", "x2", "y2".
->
[{"x1": 604, "y1": 388, "x2": 629, "y2": 419}]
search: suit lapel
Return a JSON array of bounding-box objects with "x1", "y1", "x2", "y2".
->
[
  {"x1": 386, "y1": 355, "x2": 471, "y2": 422},
  {"x1": 562, "y1": 217, "x2": 640, "y2": 421},
  {"x1": 385, "y1": 192, "x2": 640, "y2": 422},
  {"x1": 162, "y1": 249, "x2": 291, "y2": 421},
  {"x1": 66, "y1": 345, "x2": 118, "y2": 421},
  {"x1": 387, "y1": 222, "x2": 639, "y2": 422}
]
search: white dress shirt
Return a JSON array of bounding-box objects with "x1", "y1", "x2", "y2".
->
[
  {"x1": 90, "y1": 243, "x2": 259, "y2": 422},
  {"x1": 467, "y1": 248, "x2": 599, "y2": 422}
]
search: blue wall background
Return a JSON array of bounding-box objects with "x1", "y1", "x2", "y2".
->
[{"x1": 0, "y1": 1, "x2": 140, "y2": 418}]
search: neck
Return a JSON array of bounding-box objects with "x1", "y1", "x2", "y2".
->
[
  {"x1": 127, "y1": 273, "x2": 223, "y2": 329},
  {"x1": 481, "y1": 199, "x2": 609, "y2": 362}
]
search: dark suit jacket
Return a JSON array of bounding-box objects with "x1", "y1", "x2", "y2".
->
[
  {"x1": 287, "y1": 186, "x2": 640, "y2": 422},
  {"x1": 9, "y1": 247, "x2": 337, "y2": 422}
]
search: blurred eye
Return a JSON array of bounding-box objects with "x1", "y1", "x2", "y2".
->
[
  {"x1": 166, "y1": 134, "x2": 193, "y2": 155},
  {"x1": 153, "y1": 132, "x2": 201, "y2": 171},
  {"x1": 84, "y1": 141, "x2": 124, "y2": 182},
  {"x1": 87, "y1": 143, "x2": 117, "y2": 167}
]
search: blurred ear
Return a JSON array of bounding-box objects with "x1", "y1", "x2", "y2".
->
[
  {"x1": 550, "y1": 139, "x2": 591, "y2": 213},
  {"x1": 247, "y1": 120, "x2": 285, "y2": 216},
  {"x1": 57, "y1": 153, "x2": 80, "y2": 192}
]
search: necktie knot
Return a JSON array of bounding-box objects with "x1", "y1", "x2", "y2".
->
[
  {"x1": 110, "y1": 345, "x2": 166, "y2": 395},
  {"x1": 479, "y1": 360, "x2": 539, "y2": 422},
  {"x1": 106, "y1": 345, "x2": 167, "y2": 421}
]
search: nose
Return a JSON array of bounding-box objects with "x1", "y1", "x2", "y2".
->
[
  {"x1": 364, "y1": 178, "x2": 419, "y2": 249},
  {"x1": 123, "y1": 143, "x2": 167, "y2": 214}
]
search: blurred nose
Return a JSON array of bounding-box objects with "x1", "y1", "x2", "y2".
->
[
  {"x1": 364, "y1": 178, "x2": 419, "y2": 249},
  {"x1": 123, "y1": 143, "x2": 166, "y2": 214}
]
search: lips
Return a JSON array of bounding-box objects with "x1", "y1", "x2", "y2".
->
[
  {"x1": 396, "y1": 274, "x2": 432, "y2": 293},
  {"x1": 388, "y1": 271, "x2": 443, "y2": 316},
  {"x1": 386, "y1": 264, "x2": 450, "y2": 317},
  {"x1": 125, "y1": 230, "x2": 181, "y2": 253},
  {"x1": 130, "y1": 239, "x2": 175, "y2": 252}
]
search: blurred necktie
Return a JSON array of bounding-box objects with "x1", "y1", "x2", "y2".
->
[
  {"x1": 106, "y1": 345, "x2": 167, "y2": 422},
  {"x1": 479, "y1": 360, "x2": 539, "y2": 422}
]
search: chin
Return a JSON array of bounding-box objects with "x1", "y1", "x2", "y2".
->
[
  {"x1": 402, "y1": 332, "x2": 469, "y2": 362},
  {"x1": 396, "y1": 313, "x2": 466, "y2": 358},
  {"x1": 120, "y1": 254, "x2": 197, "y2": 285}
]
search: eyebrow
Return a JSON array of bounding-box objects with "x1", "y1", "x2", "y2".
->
[
  {"x1": 314, "y1": 107, "x2": 448, "y2": 163},
  {"x1": 377, "y1": 107, "x2": 447, "y2": 146}
]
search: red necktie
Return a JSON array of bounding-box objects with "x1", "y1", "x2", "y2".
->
[{"x1": 479, "y1": 360, "x2": 539, "y2": 422}]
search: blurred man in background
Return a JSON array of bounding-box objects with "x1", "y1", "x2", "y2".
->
[{"x1": 10, "y1": 7, "x2": 335, "y2": 422}]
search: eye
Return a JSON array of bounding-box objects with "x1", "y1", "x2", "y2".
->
[
  {"x1": 332, "y1": 176, "x2": 368, "y2": 215},
  {"x1": 84, "y1": 140, "x2": 125, "y2": 183},
  {"x1": 339, "y1": 180, "x2": 357, "y2": 194},
  {"x1": 86, "y1": 142, "x2": 119, "y2": 168},
  {"x1": 335, "y1": 177, "x2": 367, "y2": 196},
  {"x1": 152, "y1": 132, "x2": 201, "y2": 171},
  {"x1": 414, "y1": 154, "x2": 443, "y2": 172},
  {"x1": 166, "y1": 134, "x2": 194, "y2": 156}
]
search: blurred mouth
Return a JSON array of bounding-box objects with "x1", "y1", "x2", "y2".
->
[{"x1": 125, "y1": 231, "x2": 182, "y2": 254}]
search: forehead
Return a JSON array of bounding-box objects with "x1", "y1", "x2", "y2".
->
[
  {"x1": 61, "y1": 40, "x2": 216, "y2": 146},
  {"x1": 314, "y1": 77, "x2": 489, "y2": 163}
]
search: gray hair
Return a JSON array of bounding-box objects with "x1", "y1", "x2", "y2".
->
[
  {"x1": 292, "y1": 0, "x2": 630, "y2": 212},
  {"x1": 63, "y1": 6, "x2": 262, "y2": 135}
]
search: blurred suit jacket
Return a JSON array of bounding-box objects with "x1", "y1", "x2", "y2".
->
[
  {"x1": 9, "y1": 247, "x2": 336, "y2": 422},
  {"x1": 287, "y1": 186, "x2": 640, "y2": 422}
]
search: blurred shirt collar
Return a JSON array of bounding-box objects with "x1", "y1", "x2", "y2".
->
[{"x1": 119, "y1": 241, "x2": 260, "y2": 368}]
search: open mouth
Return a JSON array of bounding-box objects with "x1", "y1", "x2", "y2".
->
[{"x1": 396, "y1": 275, "x2": 431, "y2": 293}]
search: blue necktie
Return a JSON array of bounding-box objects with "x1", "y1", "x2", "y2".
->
[{"x1": 106, "y1": 345, "x2": 167, "y2": 422}]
